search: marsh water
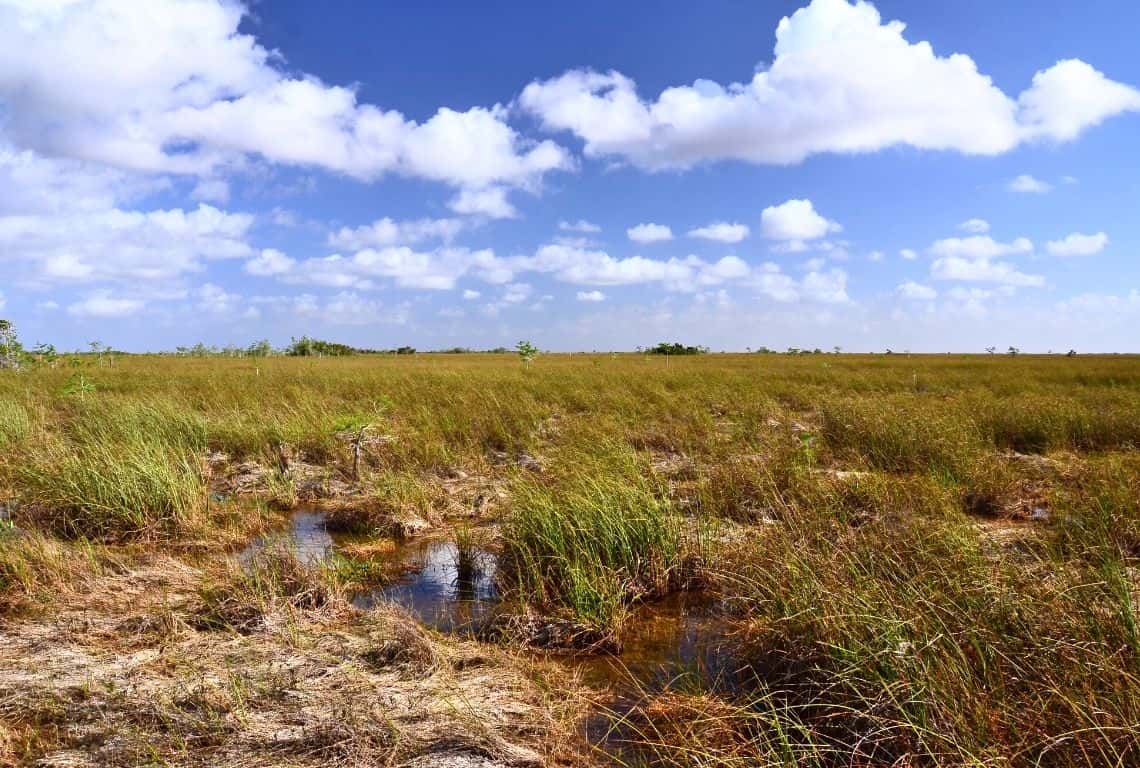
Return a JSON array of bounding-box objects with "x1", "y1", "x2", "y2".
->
[
  {"x1": 240, "y1": 510, "x2": 334, "y2": 564},
  {"x1": 353, "y1": 537, "x2": 499, "y2": 633},
  {"x1": 246, "y1": 510, "x2": 738, "y2": 753}
]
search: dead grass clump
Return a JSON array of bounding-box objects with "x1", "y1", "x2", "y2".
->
[
  {"x1": 0, "y1": 527, "x2": 102, "y2": 614},
  {"x1": 323, "y1": 473, "x2": 442, "y2": 537},
  {"x1": 194, "y1": 545, "x2": 341, "y2": 633},
  {"x1": 360, "y1": 608, "x2": 444, "y2": 675},
  {"x1": 601, "y1": 690, "x2": 769, "y2": 766}
]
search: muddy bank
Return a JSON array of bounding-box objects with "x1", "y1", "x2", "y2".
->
[{"x1": 0, "y1": 548, "x2": 588, "y2": 768}]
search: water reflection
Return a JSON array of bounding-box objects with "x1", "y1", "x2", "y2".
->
[
  {"x1": 354, "y1": 537, "x2": 498, "y2": 634},
  {"x1": 239, "y1": 510, "x2": 333, "y2": 565}
]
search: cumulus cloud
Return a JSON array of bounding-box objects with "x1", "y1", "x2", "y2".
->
[
  {"x1": 1009, "y1": 174, "x2": 1052, "y2": 193},
  {"x1": 328, "y1": 217, "x2": 466, "y2": 250},
  {"x1": 958, "y1": 218, "x2": 990, "y2": 234},
  {"x1": 801, "y1": 268, "x2": 850, "y2": 303},
  {"x1": 928, "y1": 236, "x2": 1033, "y2": 260},
  {"x1": 518, "y1": 0, "x2": 1140, "y2": 170},
  {"x1": 244, "y1": 248, "x2": 295, "y2": 276},
  {"x1": 931, "y1": 256, "x2": 1043, "y2": 286},
  {"x1": 67, "y1": 291, "x2": 145, "y2": 318},
  {"x1": 447, "y1": 186, "x2": 519, "y2": 219},
  {"x1": 0, "y1": 0, "x2": 571, "y2": 196},
  {"x1": 286, "y1": 291, "x2": 399, "y2": 326},
  {"x1": 900, "y1": 248, "x2": 918, "y2": 260},
  {"x1": 760, "y1": 199, "x2": 840, "y2": 241},
  {"x1": 1, "y1": 203, "x2": 253, "y2": 286},
  {"x1": 627, "y1": 223, "x2": 673, "y2": 243},
  {"x1": 511, "y1": 244, "x2": 756, "y2": 293},
  {"x1": 1017, "y1": 59, "x2": 1140, "y2": 141},
  {"x1": 928, "y1": 234, "x2": 1041, "y2": 287},
  {"x1": 1045, "y1": 231, "x2": 1108, "y2": 257},
  {"x1": 688, "y1": 221, "x2": 750, "y2": 243},
  {"x1": 577, "y1": 290, "x2": 606, "y2": 302},
  {"x1": 196, "y1": 282, "x2": 243, "y2": 315},
  {"x1": 191, "y1": 179, "x2": 230, "y2": 204},
  {"x1": 897, "y1": 280, "x2": 937, "y2": 300},
  {"x1": 0, "y1": 143, "x2": 158, "y2": 216},
  {"x1": 559, "y1": 219, "x2": 601, "y2": 233},
  {"x1": 285, "y1": 246, "x2": 510, "y2": 292}
]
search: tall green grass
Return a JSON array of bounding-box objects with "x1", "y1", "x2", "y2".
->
[
  {"x1": 15, "y1": 401, "x2": 207, "y2": 539},
  {"x1": 500, "y1": 447, "x2": 690, "y2": 634},
  {"x1": 0, "y1": 398, "x2": 30, "y2": 447}
]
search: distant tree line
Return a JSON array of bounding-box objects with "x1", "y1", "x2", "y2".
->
[{"x1": 642, "y1": 342, "x2": 709, "y2": 356}]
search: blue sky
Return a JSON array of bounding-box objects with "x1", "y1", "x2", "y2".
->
[{"x1": 1, "y1": 0, "x2": 1138, "y2": 352}]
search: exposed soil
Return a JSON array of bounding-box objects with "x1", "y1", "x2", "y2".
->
[{"x1": 0, "y1": 552, "x2": 591, "y2": 767}]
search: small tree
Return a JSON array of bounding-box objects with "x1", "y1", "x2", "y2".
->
[
  {"x1": 0, "y1": 320, "x2": 22, "y2": 369},
  {"x1": 516, "y1": 340, "x2": 538, "y2": 367},
  {"x1": 985, "y1": 346, "x2": 997, "y2": 355},
  {"x1": 32, "y1": 342, "x2": 58, "y2": 368},
  {"x1": 1008, "y1": 346, "x2": 1020, "y2": 356}
]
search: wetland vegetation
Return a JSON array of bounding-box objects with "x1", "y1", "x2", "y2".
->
[{"x1": 2, "y1": 351, "x2": 1140, "y2": 766}]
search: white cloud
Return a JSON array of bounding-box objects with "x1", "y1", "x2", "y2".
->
[
  {"x1": 462, "y1": 289, "x2": 481, "y2": 300},
  {"x1": 801, "y1": 268, "x2": 850, "y2": 303},
  {"x1": 761, "y1": 199, "x2": 840, "y2": 241},
  {"x1": 67, "y1": 290, "x2": 145, "y2": 318},
  {"x1": 559, "y1": 219, "x2": 601, "y2": 233},
  {"x1": 930, "y1": 256, "x2": 1044, "y2": 287},
  {"x1": 526, "y1": 244, "x2": 689, "y2": 286},
  {"x1": 1045, "y1": 231, "x2": 1108, "y2": 257},
  {"x1": 244, "y1": 248, "x2": 295, "y2": 276},
  {"x1": 688, "y1": 221, "x2": 750, "y2": 243},
  {"x1": 519, "y1": 244, "x2": 750, "y2": 291},
  {"x1": 328, "y1": 217, "x2": 466, "y2": 250},
  {"x1": 1017, "y1": 59, "x2": 1140, "y2": 142},
  {"x1": 448, "y1": 186, "x2": 518, "y2": 219},
  {"x1": 927, "y1": 233, "x2": 1041, "y2": 287},
  {"x1": 1009, "y1": 174, "x2": 1052, "y2": 194},
  {"x1": 196, "y1": 282, "x2": 242, "y2": 315},
  {"x1": 191, "y1": 179, "x2": 230, "y2": 204},
  {"x1": 501, "y1": 283, "x2": 532, "y2": 303},
  {"x1": 897, "y1": 280, "x2": 937, "y2": 300},
  {"x1": 867, "y1": 250, "x2": 884, "y2": 262},
  {"x1": 281, "y1": 245, "x2": 514, "y2": 293},
  {"x1": 519, "y1": 0, "x2": 1140, "y2": 170},
  {"x1": 627, "y1": 222, "x2": 673, "y2": 243},
  {"x1": 958, "y1": 218, "x2": 990, "y2": 234},
  {"x1": 1, "y1": 203, "x2": 253, "y2": 286},
  {"x1": 288, "y1": 291, "x2": 399, "y2": 326},
  {"x1": 0, "y1": 0, "x2": 571, "y2": 194},
  {"x1": 577, "y1": 290, "x2": 606, "y2": 302},
  {"x1": 900, "y1": 248, "x2": 918, "y2": 261},
  {"x1": 0, "y1": 143, "x2": 156, "y2": 216},
  {"x1": 1056, "y1": 290, "x2": 1140, "y2": 314},
  {"x1": 270, "y1": 208, "x2": 298, "y2": 227},
  {"x1": 928, "y1": 236, "x2": 1033, "y2": 260}
]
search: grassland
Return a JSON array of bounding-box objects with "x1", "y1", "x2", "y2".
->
[{"x1": 1, "y1": 352, "x2": 1139, "y2": 766}]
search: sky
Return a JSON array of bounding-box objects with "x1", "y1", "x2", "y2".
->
[{"x1": 1, "y1": 0, "x2": 1139, "y2": 352}]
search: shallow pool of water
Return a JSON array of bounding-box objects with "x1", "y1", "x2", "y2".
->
[
  {"x1": 239, "y1": 510, "x2": 333, "y2": 565},
  {"x1": 354, "y1": 537, "x2": 499, "y2": 634},
  {"x1": 242, "y1": 512, "x2": 741, "y2": 708}
]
